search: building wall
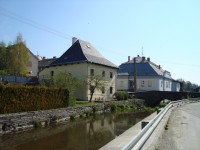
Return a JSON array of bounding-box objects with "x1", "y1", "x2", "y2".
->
[
  {"x1": 116, "y1": 76, "x2": 129, "y2": 91},
  {"x1": 39, "y1": 63, "x2": 88, "y2": 100},
  {"x1": 116, "y1": 75, "x2": 179, "y2": 92},
  {"x1": 136, "y1": 77, "x2": 162, "y2": 91},
  {"x1": 27, "y1": 52, "x2": 38, "y2": 76},
  {"x1": 87, "y1": 63, "x2": 117, "y2": 101},
  {"x1": 39, "y1": 62, "x2": 117, "y2": 101}
]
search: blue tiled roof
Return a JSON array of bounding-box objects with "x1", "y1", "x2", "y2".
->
[
  {"x1": 118, "y1": 61, "x2": 162, "y2": 76},
  {"x1": 50, "y1": 40, "x2": 118, "y2": 68}
]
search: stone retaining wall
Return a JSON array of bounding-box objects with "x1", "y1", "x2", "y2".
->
[
  {"x1": 0, "y1": 105, "x2": 98, "y2": 135},
  {"x1": 0, "y1": 100, "x2": 139, "y2": 135}
]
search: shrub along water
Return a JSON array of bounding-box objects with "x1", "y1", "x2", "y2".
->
[
  {"x1": 0, "y1": 85, "x2": 69, "y2": 114},
  {"x1": 114, "y1": 91, "x2": 128, "y2": 100}
]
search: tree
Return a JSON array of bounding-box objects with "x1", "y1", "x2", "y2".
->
[
  {"x1": 85, "y1": 75, "x2": 106, "y2": 102},
  {"x1": 177, "y1": 78, "x2": 199, "y2": 92},
  {"x1": 0, "y1": 33, "x2": 29, "y2": 76},
  {"x1": 40, "y1": 72, "x2": 79, "y2": 106},
  {"x1": 0, "y1": 42, "x2": 7, "y2": 72}
]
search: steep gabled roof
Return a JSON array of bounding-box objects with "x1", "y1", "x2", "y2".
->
[
  {"x1": 118, "y1": 57, "x2": 172, "y2": 79},
  {"x1": 50, "y1": 40, "x2": 118, "y2": 69},
  {"x1": 28, "y1": 49, "x2": 39, "y2": 61}
]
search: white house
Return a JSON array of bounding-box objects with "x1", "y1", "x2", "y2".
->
[
  {"x1": 39, "y1": 38, "x2": 118, "y2": 101},
  {"x1": 117, "y1": 55, "x2": 180, "y2": 92},
  {"x1": 27, "y1": 50, "x2": 39, "y2": 76}
]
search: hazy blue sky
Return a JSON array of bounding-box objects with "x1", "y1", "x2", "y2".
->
[{"x1": 0, "y1": 0, "x2": 200, "y2": 85}]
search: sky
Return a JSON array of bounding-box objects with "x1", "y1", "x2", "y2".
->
[{"x1": 0, "y1": 0, "x2": 200, "y2": 85}]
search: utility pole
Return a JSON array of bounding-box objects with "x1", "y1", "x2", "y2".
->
[{"x1": 134, "y1": 57, "x2": 137, "y2": 92}]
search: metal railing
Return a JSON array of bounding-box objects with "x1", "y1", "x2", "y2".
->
[{"x1": 122, "y1": 99, "x2": 190, "y2": 150}]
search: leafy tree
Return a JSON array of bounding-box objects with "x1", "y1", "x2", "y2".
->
[
  {"x1": 0, "y1": 33, "x2": 29, "y2": 76},
  {"x1": 85, "y1": 75, "x2": 106, "y2": 102},
  {"x1": 177, "y1": 78, "x2": 199, "y2": 92},
  {"x1": 0, "y1": 42, "x2": 7, "y2": 72},
  {"x1": 40, "y1": 72, "x2": 80, "y2": 106}
]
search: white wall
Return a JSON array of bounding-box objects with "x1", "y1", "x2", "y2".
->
[
  {"x1": 136, "y1": 77, "x2": 161, "y2": 91},
  {"x1": 116, "y1": 75, "x2": 177, "y2": 92},
  {"x1": 27, "y1": 52, "x2": 38, "y2": 76},
  {"x1": 116, "y1": 77, "x2": 129, "y2": 91}
]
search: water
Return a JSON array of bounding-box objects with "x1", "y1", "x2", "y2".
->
[{"x1": 0, "y1": 112, "x2": 150, "y2": 150}]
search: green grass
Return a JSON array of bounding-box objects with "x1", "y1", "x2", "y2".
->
[{"x1": 75, "y1": 101, "x2": 98, "y2": 107}]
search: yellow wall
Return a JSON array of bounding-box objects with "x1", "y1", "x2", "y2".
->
[{"x1": 39, "y1": 62, "x2": 117, "y2": 101}]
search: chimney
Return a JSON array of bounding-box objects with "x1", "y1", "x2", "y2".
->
[
  {"x1": 53, "y1": 56, "x2": 56, "y2": 58},
  {"x1": 158, "y1": 65, "x2": 161, "y2": 69},
  {"x1": 142, "y1": 56, "x2": 145, "y2": 61},
  {"x1": 72, "y1": 37, "x2": 78, "y2": 45},
  {"x1": 147, "y1": 57, "x2": 150, "y2": 61},
  {"x1": 43, "y1": 57, "x2": 46, "y2": 60},
  {"x1": 128, "y1": 56, "x2": 130, "y2": 62},
  {"x1": 137, "y1": 55, "x2": 140, "y2": 57}
]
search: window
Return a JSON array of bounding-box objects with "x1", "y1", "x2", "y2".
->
[
  {"x1": 27, "y1": 61, "x2": 32, "y2": 67},
  {"x1": 110, "y1": 72, "x2": 113, "y2": 78},
  {"x1": 141, "y1": 80, "x2": 145, "y2": 87},
  {"x1": 110, "y1": 87, "x2": 113, "y2": 94},
  {"x1": 102, "y1": 71, "x2": 105, "y2": 77},
  {"x1": 102, "y1": 86, "x2": 105, "y2": 94},
  {"x1": 166, "y1": 81, "x2": 168, "y2": 88},
  {"x1": 120, "y1": 81, "x2": 124, "y2": 87},
  {"x1": 90, "y1": 69, "x2": 94, "y2": 76},
  {"x1": 148, "y1": 80, "x2": 152, "y2": 87},
  {"x1": 161, "y1": 81, "x2": 163, "y2": 87},
  {"x1": 50, "y1": 71, "x2": 54, "y2": 77}
]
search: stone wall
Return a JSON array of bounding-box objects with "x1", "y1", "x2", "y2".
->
[{"x1": 0, "y1": 100, "x2": 138, "y2": 135}]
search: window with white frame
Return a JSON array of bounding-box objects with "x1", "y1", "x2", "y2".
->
[
  {"x1": 120, "y1": 81, "x2": 124, "y2": 87},
  {"x1": 102, "y1": 71, "x2": 105, "y2": 77},
  {"x1": 141, "y1": 80, "x2": 145, "y2": 87},
  {"x1": 102, "y1": 86, "x2": 105, "y2": 94},
  {"x1": 110, "y1": 72, "x2": 113, "y2": 78},
  {"x1": 110, "y1": 87, "x2": 113, "y2": 94},
  {"x1": 90, "y1": 69, "x2": 94, "y2": 76},
  {"x1": 148, "y1": 80, "x2": 152, "y2": 87}
]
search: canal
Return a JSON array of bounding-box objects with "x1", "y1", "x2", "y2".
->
[{"x1": 0, "y1": 111, "x2": 151, "y2": 150}]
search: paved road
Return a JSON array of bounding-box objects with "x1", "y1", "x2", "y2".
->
[{"x1": 157, "y1": 102, "x2": 200, "y2": 150}]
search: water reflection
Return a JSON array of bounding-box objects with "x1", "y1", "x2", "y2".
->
[{"x1": 0, "y1": 112, "x2": 150, "y2": 150}]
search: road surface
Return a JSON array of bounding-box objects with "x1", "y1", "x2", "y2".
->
[{"x1": 157, "y1": 102, "x2": 200, "y2": 150}]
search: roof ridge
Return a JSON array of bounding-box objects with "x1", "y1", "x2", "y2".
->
[{"x1": 78, "y1": 40, "x2": 90, "y2": 62}]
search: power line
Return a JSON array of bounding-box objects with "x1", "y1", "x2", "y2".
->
[
  {"x1": 1, "y1": 7, "x2": 199, "y2": 69},
  {"x1": 155, "y1": 60, "x2": 200, "y2": 68},
  {"x1": 0, "y1": 7, "x2": 73, "y2": 40}
]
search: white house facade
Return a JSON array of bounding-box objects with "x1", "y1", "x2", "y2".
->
[
  {"x1": 117, "y1": 56, "x2": 180, "y2": 92},
  {"x1": 27, "y1": 50, "x2": 39, "y2": 76},
  {"x1": 39, "y1": 38, "x2": 118, "y2": 101}
]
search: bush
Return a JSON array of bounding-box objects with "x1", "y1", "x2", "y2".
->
[
  {"x1": 0, "y1": 85, "x2": 69, "y2": 114},
  {"x1": 114, "y1": 91, "x2": 128, "y2": 100},
  {"x1": 110, "y1": 104, "x2": 117, "y2": 112},
  {"x1": 33, "y1": 120, "x2": 43, "y2": 128},
  {"x1": 70, "y1": 113, "x2": 77, "y2": 120},
  {"x1": 79, "y1": 113, "x2": 84, "y2": 118}
]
